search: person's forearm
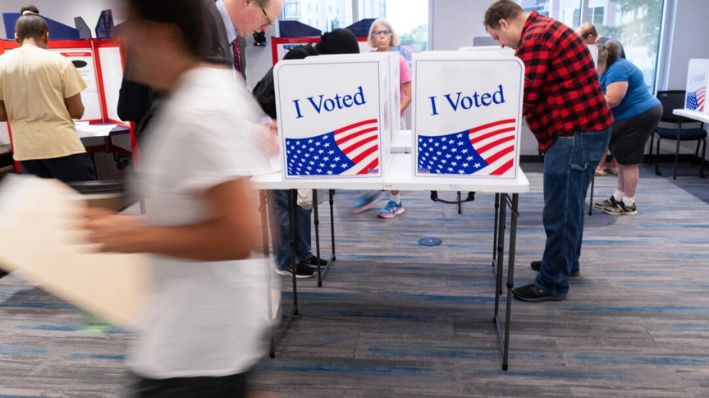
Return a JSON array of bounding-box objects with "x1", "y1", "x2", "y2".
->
[
  {"x1": 131, "y1": 221, "x2": 257, "y2": 261},
  {"x1": 0, "y1": 101, "x2": 7, "y2": 122},
  {"x1": 400, "y1": 96, "x2": 411, "y2": 113}
]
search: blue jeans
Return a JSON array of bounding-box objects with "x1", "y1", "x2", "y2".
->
[
  {"x1": 269, "y1": 190, "x2": 312, "y2": 270},
  {"x1": 535, "y1": 129, "x2": 610, "y2": 297}
]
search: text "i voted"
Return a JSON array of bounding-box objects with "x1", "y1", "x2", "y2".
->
[{"x1": 293, "y1": 86, "x2": 367, "y2": 119}]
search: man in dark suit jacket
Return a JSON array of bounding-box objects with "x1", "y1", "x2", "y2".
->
[{"x1": 117, "y1": 0, "x2": 232, "y2": 140}]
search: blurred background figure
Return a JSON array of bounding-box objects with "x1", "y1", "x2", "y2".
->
[
  {"x1": 353, "y1": 18, "x2": 412, "y2": 219},
  {"x1": 83, "y1": 0, "x2": 282, "y2": 396},
  {"x1": 0, "y1": 11, "x2": 95, "y2": 183},
  {"x1": 252, "y1": 28, "x2": 360, "y2": 279},
  {"x1": 594, "y1": 42, "x2": 662, "y2": 216},
  {"x1": 577, "y1": 21, "x2": 628, "y2": 177}
]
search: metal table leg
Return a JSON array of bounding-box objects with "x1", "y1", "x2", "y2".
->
[
  {"x1": 492, "y1": 193, "x2": 500, "y2": 269},
  {"x1": 313, "y1": 189, "x2": 323, "y2": 287},
  {"x1": 329, "y1": 189, "x2": 336, "y2": 261},
  {"x1": 501, "y1": 193, "x2": 519, "y2": 371},
  {"x1": 288, "y1": 189, "x2": 300, "y2": 315}
]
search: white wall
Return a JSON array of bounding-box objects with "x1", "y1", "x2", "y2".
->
[
  {"x1": 0, "y1": 0, "x2": 123, "y2": 40},
  {"x1": 245, "y1": 25, "x2": 279, "y2": 90},
  {"x1": 655, "y1": 0, "x2": 709, "y2": 161},
  {"x1": 659, "y1": 0, "x2": 709, "y2": 90},
  {"x1": 430, "y1": 0, "x2": 494, "y2": 51}
]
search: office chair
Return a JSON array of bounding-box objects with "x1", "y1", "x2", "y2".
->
[{"x1": 652, "y1": 90, "x2": 706, "y2": 179}]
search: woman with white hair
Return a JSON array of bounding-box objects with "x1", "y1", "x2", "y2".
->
[{"x1": 353, "y1": 18, "x2": 412, "y2": 219}]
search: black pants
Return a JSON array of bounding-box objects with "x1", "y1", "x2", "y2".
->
[
  {"x1": 20, "y1": 153, "x2": 96, "y2": 183},
  {"x1": 134, "y1": 373, "x2": 247, "y2": 398}
]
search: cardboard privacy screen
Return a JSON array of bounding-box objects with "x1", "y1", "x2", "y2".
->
[
  {"x1": 274, "y1": 54, "x2": 396, "y2": 179},
  {"x1": 412, "y1": 52, "x2": 524, "y2": 179},
  {"x1": 0, "y1": 176, "x2": 148, "y2": 327},
  {"x1": 685, "y1": 59, "x2": 708, "y2": 114}
]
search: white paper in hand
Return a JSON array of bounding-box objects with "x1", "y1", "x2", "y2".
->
[{"x1": 0, "y1": 175, "x2": 148, "y2": 327}]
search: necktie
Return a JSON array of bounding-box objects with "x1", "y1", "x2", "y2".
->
[{"x1": 231, "y1": 38, "x2": 244, "y2": 77}]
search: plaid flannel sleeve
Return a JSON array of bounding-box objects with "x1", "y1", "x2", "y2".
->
[{"x1": 516, "y1": 37, "x2": 552, "y2": 109}]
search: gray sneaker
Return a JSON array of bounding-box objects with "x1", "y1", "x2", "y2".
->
[
  {"x1": 604, "y1": 201, "x2": 637, "y2": 216},
  {"x1": 594, "y1": 195, "x2": 618, "y2": 210}
]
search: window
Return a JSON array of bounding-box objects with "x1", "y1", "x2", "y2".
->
[
  {"x1": 280, "y1": 0, "x2": 353, "y2": 33},
  {"x1": 284, "y1": 1, "x2": 300, "y2": 19},
  {"x1": 517, "y1": 0, "x2": 665, "y2": 92},
  {"x1": 591, "y1": 6, "x2": 604, "y2": 25}
]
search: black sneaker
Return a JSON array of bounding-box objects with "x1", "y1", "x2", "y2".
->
[
  {"x1": 531, "y1": 261, "x2": 579, "y2": 277},
  {"x1": 275, "y1": 263, "x2": 315, "y2": 279},
  {"x1": 603, "y1": 201, "x2": 637, "y2": 216},
  {"x1": 593, "y1": 195, "x2": 619, "y2": 210},
  {"x1": 512, "y1": 283, "x2": 565, "y2": 302},
  {"x1": 301, "y1": 255, "x2": 328, "y2": 268}
]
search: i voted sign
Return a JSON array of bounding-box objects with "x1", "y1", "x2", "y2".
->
[
  {"x1": 685, "y1": 59, "x2": 708, "y2": 114},
  {"x1": 412, "y1": 52, "x2": 524, "y2": 179},
  {"x1": 274, "y1": 58, "x2": 389, "y2": 179}
]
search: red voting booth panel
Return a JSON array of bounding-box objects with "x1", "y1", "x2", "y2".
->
[{"x1": 1, "y1": 39, "x2": 137, "y2": 172}]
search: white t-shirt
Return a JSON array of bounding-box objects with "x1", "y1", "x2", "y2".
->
[{"x1": 128, "y1": 67, "x2": 275, "y2": 379}]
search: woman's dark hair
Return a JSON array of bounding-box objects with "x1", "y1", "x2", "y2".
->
[
  {"x1": 20, "y1": 5, "x2": 40, "y2": 15},
  {"x1": 596, "y1": 42, "x2": 620, "y2": 71},
  {"x1": 127, "y1": 0, "x2": 207, "y2": 59},
  {"x1": 316, "y1": 29, "x2": 360, "y2": 55},
  {"x1": 15, "y1": 13, "x2": 48, "y2": 42}
]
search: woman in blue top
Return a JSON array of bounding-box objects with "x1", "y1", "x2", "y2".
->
[{"x1": 594, "y1": 42, "x2": 662, "y2": 215}]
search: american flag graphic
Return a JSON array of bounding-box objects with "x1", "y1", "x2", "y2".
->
[
  {"x1": 417, "y1": 118, "x2": 517, "y2": 177},
  {"x1": 285, "y1": 119, "x2": 380, "y2": 176},
  {"x1": 686, "y1": 87, "x2": 706, "y2": 112}
]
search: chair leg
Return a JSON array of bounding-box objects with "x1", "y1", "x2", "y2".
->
[
  {"x1": 673, "y1": 135, "x2": 681, "y2": 180},
  {"x1": 647, "y1": 133, "x2": 655, "y2": 164},
  {"x1": 655, "y1": 137, "x2": 662, "y2": 176},
  {"x1": 700, "y1": 138, "x2": 707, "y2": 178}
]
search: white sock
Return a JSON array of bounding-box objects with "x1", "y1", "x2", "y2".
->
[
  {"x1": 622, "y1": 196, "x2": 635, "y2": 206},
  {"x1": 391, "y1": 193, "x2": 401, "y2": 204},
  {"x1": 613, "y1": 190, "x2": 624, "y2": 202}
]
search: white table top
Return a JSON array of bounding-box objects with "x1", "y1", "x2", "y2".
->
[
  {"x1": 251, "y1": 153, "x2": 529, "y2": 193},
  {"x1": 673, "y1": 109, "x2": 709, "y2": 124}
]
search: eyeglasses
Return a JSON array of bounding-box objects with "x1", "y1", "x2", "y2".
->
[
  {"x1": 259, "y1": 5, "x2": 272, "y2": 28},
  {"x1": 373, "y1": 29, "x2": 391, "y2": 37}
]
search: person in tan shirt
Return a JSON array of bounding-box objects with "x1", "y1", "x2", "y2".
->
[{"x1": 0, "y1": 12, "x2": 95, "y2": 182}]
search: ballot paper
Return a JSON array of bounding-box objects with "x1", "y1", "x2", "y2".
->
[
  {"x1": 75, "y1": 122, "x2": 117, "y2": 138},
  {"x1": 0, "y1": 176, "x2": 148, "y2": 327}
]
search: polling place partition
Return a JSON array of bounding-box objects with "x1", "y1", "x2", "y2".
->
[
  {"x1": 412, "y1": 51, "x2": 524, "y2": 180},
  {"x1": 1, "y1": 39, "x2": 134, "y2": 172},
  {"x1": 274, "y1": 54, "x2": 397, "y2": 180}
]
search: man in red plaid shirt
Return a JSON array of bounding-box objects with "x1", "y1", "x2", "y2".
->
[{"x1": 484, "y1": 0, "x2": 612, "y2": 302}]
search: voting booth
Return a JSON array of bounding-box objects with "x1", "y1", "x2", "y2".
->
[
  {"x1": 685, "y1": 59, "x2": 708, "y2": 114},
  {"x1": 0, "y1": 39, "x2": 133, "y2": 172},
  {"x1": 274, "y1": 52, "x2": 398, "y2": 180},
  {"x1": 412, "y1": 52, "x2": 524, "y2": 179}
]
